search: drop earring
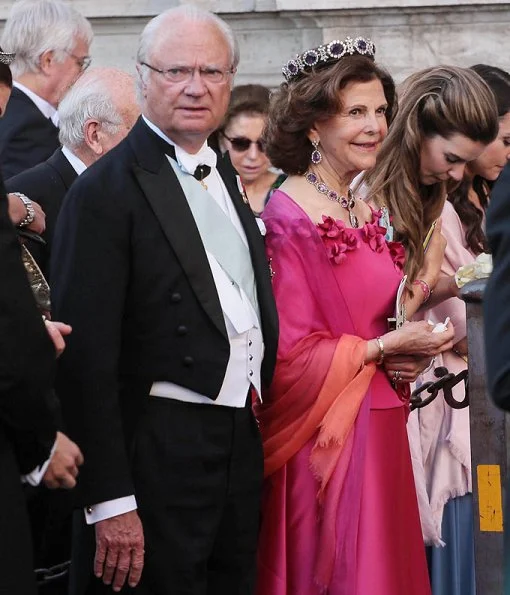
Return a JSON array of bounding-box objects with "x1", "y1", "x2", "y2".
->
[{"x1": 311, "y1": 139, "x2": 322, "y2": 164}]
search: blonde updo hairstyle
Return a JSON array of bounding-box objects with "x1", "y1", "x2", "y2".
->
[{"x1": 365, "y1": 65, "x2": 499, "y2": 284}]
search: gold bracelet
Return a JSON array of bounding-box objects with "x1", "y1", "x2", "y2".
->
[{"x1": 375, "y1": 336, "x2": 384, "y2": 365}]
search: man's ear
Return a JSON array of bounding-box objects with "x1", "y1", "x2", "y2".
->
[
  {"x1": 135, "y1": 64, "x2": 147, "y2": 97},
  {"x1": 83, "y1": 119, "x2": 104, "y2": 156},
  {"x1": 39, "y1": 49, "x2": 55, "y2": 75}
]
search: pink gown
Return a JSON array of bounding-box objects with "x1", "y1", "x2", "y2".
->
[{"x1": 256, "y1": 190, "x2": 431, "y2": 595}]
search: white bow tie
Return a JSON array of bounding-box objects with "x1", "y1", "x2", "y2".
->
[{"x1": 175, "y1": 144, "x2": 217, "y2": 176}]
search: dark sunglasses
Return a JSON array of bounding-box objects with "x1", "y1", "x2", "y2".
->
[{"x1": 222, "y1": 133, "x2": 266, "y2": 153}]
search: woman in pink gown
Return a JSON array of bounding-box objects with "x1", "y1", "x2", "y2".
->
[{"x1": 255, "y1": 39, "x2": 455, "y2": 595}]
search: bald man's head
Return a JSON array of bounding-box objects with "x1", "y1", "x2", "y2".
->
[{"x1": 58, "y1": 67, "x2": 140, "y2": 165}]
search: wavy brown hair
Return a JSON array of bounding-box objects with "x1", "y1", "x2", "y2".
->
[
  {"x1": 364, "y1": 65, "x2": 499, "y2": 284},
  {"x1": 264, "y1": 55, "x2": 396, "y2": 175},
  {"x1": 448, "y1": 64, "x2": 510, "y2": 255}
]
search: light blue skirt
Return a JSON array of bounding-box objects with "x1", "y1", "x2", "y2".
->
[{"x1": 426, "y1": 494, "x2": 476, "y2": 595}]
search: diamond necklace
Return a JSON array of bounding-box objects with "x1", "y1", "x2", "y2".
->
[{"x1": 305, "y1": 170, "x2": 359, "y2": 228}]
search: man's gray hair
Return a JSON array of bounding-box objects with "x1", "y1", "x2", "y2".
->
[
  {"x1": 1, "y1": 0, "x2": 93, "y2": 77},
  {"x1": 58, "y1": 68, "x2": 134, "y2": 151},
  {"x1": 136, "y1": 5, "x2": 239, "y2": 99}
]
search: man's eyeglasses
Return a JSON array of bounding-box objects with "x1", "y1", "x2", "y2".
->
[
  {"x1": 140, "y1": 62, "x2": 235, "y2": 84},
  {"x1": 65, "y1": 50, "x2": 91, "y2": 71},
  {"x1": 221, "y1": 133, "x2": 266, "y2": 153}
]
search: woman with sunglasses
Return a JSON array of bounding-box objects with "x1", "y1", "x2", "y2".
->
[
  {"x1": 364, "y1": 66, "x2": 499, "y2": 319},
  {"x1": 217, "y1": 84, "x2": 285, "y2": 215}
]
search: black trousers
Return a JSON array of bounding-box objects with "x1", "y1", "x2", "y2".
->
[
  {"x1": 70, "y1": 395, "x2": 263, "y2": 595},
  {"x1": 0, "y1": 435, "x2": 37, "y2": 595}
]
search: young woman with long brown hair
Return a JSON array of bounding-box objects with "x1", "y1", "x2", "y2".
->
[
  {"x1": 364, "y1": 65, "x2": 499, "y2": 316},
  {"x1": 410, "y1": 64, "x2": 510, "y2": 595}
]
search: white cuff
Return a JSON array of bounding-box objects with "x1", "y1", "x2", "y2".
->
[
  {"x1": 84, "y1": 495, "x2": 137, "y2": 525},
  {"x1": 21, "y1": 438, "x2": 57, "y2": 487}
]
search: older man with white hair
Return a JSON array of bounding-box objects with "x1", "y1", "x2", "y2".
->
[
  {"x1": 6, "y1": 67, "x2": 140, "y2": 276},
  {"x1": 52, "y1": 5, "x2": 278, "y2": 595},
  {"x1": 0, "y1": 0, "x2": 93, "y2": 178}
]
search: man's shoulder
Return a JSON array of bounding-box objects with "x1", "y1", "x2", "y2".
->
[
  {"x1": 66, "y1": 138, "x2": 138, "y2": 205},
  {"x1": 5, "y1": 158, "x2": 56, "y2": 192},
  {"x1": 1, "y1": 88, "x2": 46, "y2": 129}
]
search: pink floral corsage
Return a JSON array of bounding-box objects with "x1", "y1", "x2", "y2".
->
[
  {"x1": 387, "y1": 241, "x2": 406, "y2": 271},
  {"x1": 362, "y1": 221, "x2": 387, "y2": 253},
  {"x1": 317, "y1": 216, "x2": 360, "y2": 265}
]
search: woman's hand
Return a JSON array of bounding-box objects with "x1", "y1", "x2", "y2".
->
[
  {"x1": 383, "y1": 319, "x2": 455, "y2": 358},
  {"x1": 419, "y1": 219, "x2": 446, "y2": 290},
  {"x1": 383, "y1": 354, "x2": 433, "y2": 384}
]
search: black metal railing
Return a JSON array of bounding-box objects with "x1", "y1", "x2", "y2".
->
[{"x1": 411, "y1": 366, "x2": 469, "y2": 410}]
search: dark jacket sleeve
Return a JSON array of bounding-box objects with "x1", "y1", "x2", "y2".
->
[
  {"x1": 484, "y1": 164, "x2": 510, "y2": 410},
  {"x1": 0, "y1": 179, "x2": 57, "y2": 472},
  {"x1": 51, "y1": 165, "x2": 135, "y2": 507},
  {"x1": 5, "y1": 157, "x2": 71, "y2": 277}
]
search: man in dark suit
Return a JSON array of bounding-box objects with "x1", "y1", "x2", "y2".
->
[
  {"x1": 484, "y1": 162, "x2": 510, "y2": 592},
  {"x1": 0, "y1": 0, "x2": 92, "y2": 178},
  {"x1": 485, "y1": 162, "x2": 510, "y2": 407},
  {"x1": 51, "y1": 5, "x2": 278, "y2": 595},
  {"x1": 0, "y1": 178, "x2": 84, "y2": 595},
  {"x1": 6, "y1": 67, "x2": 140, "y2": 276}
]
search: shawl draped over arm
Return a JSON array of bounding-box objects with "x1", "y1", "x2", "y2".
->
[{"x1": 256, "y1": 199, "x2": 376, "y2": 588}]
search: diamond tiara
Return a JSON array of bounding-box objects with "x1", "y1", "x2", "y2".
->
[
  {"x1": 282, "y1": 36, "x2": 375, "y2": 82},
  {"x1": 0, "y1": 51, "x2": 15, "y2": 66}
]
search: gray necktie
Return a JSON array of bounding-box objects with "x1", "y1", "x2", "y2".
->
[{"x1": 168, "y1": 159, "x2": 260, "y2": 318}]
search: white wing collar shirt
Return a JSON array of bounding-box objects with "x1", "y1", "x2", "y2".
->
[
  {"x1": 85, "y1": 116, "x2": 265, "y2": 525},
  {"x1": 61, "y1": 145, "x2": 87, "y2": 175}
]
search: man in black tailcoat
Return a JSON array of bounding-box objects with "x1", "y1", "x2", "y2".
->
[{"x1": 51, "y1": 5, "x2": 278, "y2": 595}]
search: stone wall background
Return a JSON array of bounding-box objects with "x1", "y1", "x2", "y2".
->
[{"x1": 0, "y1": 0, "x2": 507, "y2": 86}]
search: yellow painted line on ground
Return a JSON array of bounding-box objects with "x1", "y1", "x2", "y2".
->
[{"x1": 477, "y1": 464, "x2": 504, "y2": 532}]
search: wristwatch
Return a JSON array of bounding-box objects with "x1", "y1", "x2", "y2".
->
[{"x1": 13, "y1": 192, "x2": 35, "y2": 228}]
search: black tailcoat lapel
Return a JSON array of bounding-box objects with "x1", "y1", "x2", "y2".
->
[{"x1": 130, "y1": 120, "x2": 227, "y2": 339}]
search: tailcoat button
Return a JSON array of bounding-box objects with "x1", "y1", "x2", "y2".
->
[
  {"x1": 170, "y1": 292, "x2": 182, "y2": 303},
  {"x1": 86, "y1": 506, "x2": 93, "y2": 514},
  {"x1": 176, "y1": 325, "x2": 188, "y2": 336},
  {"x1": 183, "y1": 356, "x2": 194, "y2": 367}
]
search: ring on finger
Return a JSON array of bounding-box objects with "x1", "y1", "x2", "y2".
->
[{"x1": 393, "y1": 370, "x2": 402, "y2": 383}]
